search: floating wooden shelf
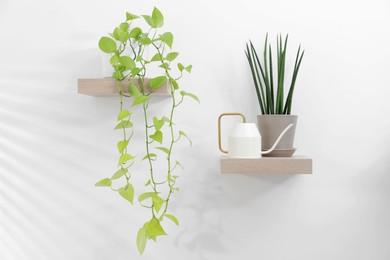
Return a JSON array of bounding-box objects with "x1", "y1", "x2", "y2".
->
[
  {"x1": 78, "y1": 78, "x2": 170, "y2": 96},
  {"x1": 220, "y1": 155, "x2": 312, "y2": 174}
]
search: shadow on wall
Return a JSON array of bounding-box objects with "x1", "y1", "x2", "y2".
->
[{"x1": 171, "y1": 135, "x2": 297, "y2": 259}]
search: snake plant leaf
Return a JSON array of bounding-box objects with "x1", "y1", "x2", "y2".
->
[
  {"x1": 155, "y1": 147, "x2": 170, "y2": 154},
  {"x1": 149, "y1": 76, "x2": 166, "y2": 89},
  {"x1": 99, "y1": 37, "x2": 117, "y2": 53},
  {"x1": 95, "y1": 178, "x2": 112, "y2": 187},
  {"x1": 153, "y1": 117, "x2": 165, "y2": 131},
  {"x1": 117, "y1": 110, "x2": 131, "y2": 121},
  {"x1": 147, "y1": 218, "x2": 167, "y2": 237},
  {"x1": 132, "y1": 95, "x2": 150, "y2": 106},
  {"x1": 119, "y1": 56, "x2": 135, "y2": 70},
  {"x1": 117, "y1": 140, "x2": 129, "y2": 153},
  {"x1": 152, "y1": 196, "x2": 164, "y2": 213},
  {"x1": 111, "y1": 168, "x2": 128, "y2": 180},
  {"x1": 179, "y1": 130, "x2": 192, "y2": 146},
  {"x1": 119, "y1": 184, "x2": 134, "y2": 204},
  {"x1": 152, "y1": 7, "x2": 164, "y2": 28},
  {"x1": 166, "y1": 52, "x2": 179, "y2": 61},
  {"x1": 118, "y1": 153, "x2": 135, "y2": 165},
  {"x1": 180, "y1": 91, "x2": 200, "y2": 104},
  {"x1": 160, "y1": 32, "x2": 173, "y2": 48},
  {"x1": 126, "y1": 12, "x2": 140, "y2": 21},
  {"x1": 164, "y1": 214, "x2": 179, "y2": 226},
  {"x1": 149, "y1": 130, "x2": 163, "y2": 144},
  {"x1": 114, "y1": 120, "x2": 133, "y2": 129},
  {"x1": 137, "y1": 226, "x2": 148, "y2": 255}
]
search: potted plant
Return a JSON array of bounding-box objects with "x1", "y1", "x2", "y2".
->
[
  {"x1": 95, "y1": 7, "x2": 199, "y2": 255},
  {"x1": 245, "y1": 34, "x2": 304, "y2": 157}
]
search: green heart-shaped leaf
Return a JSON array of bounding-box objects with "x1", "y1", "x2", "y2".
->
[
  {"x1": 166, "y1": 52, "x2": 179, "y2": 61},
  {"x1": 149, "y1": 131, "x2": 163, "y2": 144},
  {"x1": 180, "y1": 91, "x2": 200, "y2": 104},
  {"x1": 117, "y1": 110, "x2": 131, "y2": 121},
  {"x1": 160, "y1": 32, "x2": 173, "y2": 48},
  {"x1": 152, "y1": 7, "x2": 164, "y2": 28},
  {"x1": 147, "y1": 217, "x2": 167, "y2": 237},
  {"x1": 137, "y1": 226, "x2": 148, "y2": 255},
  {"x1": 132, "y1": 95, "x2": 150, "y2": 106},
  {"x1": 119, "y1": 184, "x2": 134, "y2": 204},
  {"x1": 153, "y1": 116, "x2": 164, "y2": 131},
  {"x1": 117, "y1": 140, "x2": 129, "y2": 153},
  {"x1": 118, "y1": 153, "x2": 135, "y2": 165},
  {"x1": 164, "y1": 214, "x2": 179, "y2": 226},
  {"x1": 149, "y1": 76, "x2": 166, "y2": 89},
  {"x1": 99, "y1": 37, "x2": 117, "y2": 53},
  {"x1": 95, "y1": 178, "x2": 112, "y2": 187},
  {"x1": 111, "y1": 168, "x2": 127, "y2": 180},
  {"x1": 155, "y1": 147, "x2": 170, "y2": 154},
  {"x1": 152, "y1": 196, "x2": 164, "y2": 213}
]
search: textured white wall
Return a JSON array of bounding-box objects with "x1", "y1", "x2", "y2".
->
[{"x1": 1, "y1": 0, "x2": 390, "y2": 259}]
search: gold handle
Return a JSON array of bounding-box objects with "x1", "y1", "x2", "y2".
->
[{"x1": 218, "y1": 113, "x2": 247, "y2": 154}]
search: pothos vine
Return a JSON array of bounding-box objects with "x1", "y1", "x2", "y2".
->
[{"x1": 95, "y1": 7, "x2": 199, "y2": 255}]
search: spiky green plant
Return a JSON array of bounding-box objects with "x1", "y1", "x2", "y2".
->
[{"x1": 245, "y1": 34, "x2": 304, "y2": 115}]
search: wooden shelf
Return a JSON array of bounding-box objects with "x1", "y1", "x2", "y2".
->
[
  {"x1": 220, "y1": 155, "x2": 312, "y2": 174},
  {"x1": 78, "y1": 78, "x2": 170, "y2": 96}
]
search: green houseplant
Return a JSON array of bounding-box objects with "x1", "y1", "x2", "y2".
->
[
  {"x1": 245, "y1": 34, "x2": 304, "y2": 156},
  {"x1": 95, "y1": 7, "x2": 199, "y2": 254}
]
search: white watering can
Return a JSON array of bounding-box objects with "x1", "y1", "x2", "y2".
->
[{"x1": 218, "y1": 113, "x2": 294, "y2": 158}]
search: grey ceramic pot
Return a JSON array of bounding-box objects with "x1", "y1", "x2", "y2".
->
[{"x1": 257, "y1": 115, "x2": 298, "y2": 157}]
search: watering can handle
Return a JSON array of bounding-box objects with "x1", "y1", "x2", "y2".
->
[
  {"x1": 218, "y1": 113, "x2": 246, "y2": 154},
  {"x1": 261, "y1": 124, "x2": 294, "y2": 154}
]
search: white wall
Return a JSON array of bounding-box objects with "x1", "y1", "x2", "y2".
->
[{"x1": 1, "y1": 0, "x2": 390, "y2": 259}]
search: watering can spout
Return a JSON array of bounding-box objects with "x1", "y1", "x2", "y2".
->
[{"x1": 261, "y1": 124, "x2": 294, "y2": 154}]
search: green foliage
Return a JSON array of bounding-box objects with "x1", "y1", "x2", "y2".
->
[
  {"x1": 119, "y1": 185, "x2": 134, "y2": 204},
  {"x1": 111, "y1": 168, "x2": 127, "y2": 180},
  {"x1": 164, "y1": 214, "x2": 179, "y2": 226},
  {"x1": 245, "y1": 34, "x2": 304, "y2": 115},
  {"x1": 99, "y1": 37, "x2": 117, "y2": 53},
  {"x1": 160, "y1": 32, "x2": 173, "y2": 48},
  {"x1": 180, "y1": 91, "x2": 200, "y2": 104},
  {"x1": 149, "y1": 76, "x2": 166, "y2": 89},
  {"x1": 96, "y1": 6, "x2": 198, "y2": 255},
  {"x1": 166, "y1": 52, "x2": 179, "y2": 61},
  {"x1": 95, "y1": 178, "x2": 112, "y2": 187}
]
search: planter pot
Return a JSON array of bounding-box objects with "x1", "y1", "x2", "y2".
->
[{"x1": 257, "y1": 115, "x2": 298, "y2": 157}]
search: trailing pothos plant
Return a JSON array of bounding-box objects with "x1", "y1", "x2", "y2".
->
[{"x1": 94, "y1": 7, "x2": 199, "y2": 255}]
